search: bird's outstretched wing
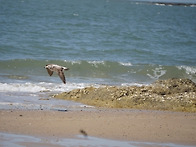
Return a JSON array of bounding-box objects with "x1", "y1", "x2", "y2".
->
[
  {"x1": 58, "y1": 71, "x2": 66, "y2": 84},
  {"x1": 46, "y1": 69, "x2": 53, "y2": 76}
]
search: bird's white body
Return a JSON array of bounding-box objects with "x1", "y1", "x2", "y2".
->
[{"x1": 44, "y1": 64, "x2": 69, "y2": 84}]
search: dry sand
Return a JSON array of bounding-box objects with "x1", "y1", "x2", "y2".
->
[{"x1": 0, "y1": 109, "x2": 196, "y2": 146}]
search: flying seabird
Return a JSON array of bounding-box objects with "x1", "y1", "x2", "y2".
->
[{"x1": 44, "y1": 64, "x2": 69, "y2": 84}]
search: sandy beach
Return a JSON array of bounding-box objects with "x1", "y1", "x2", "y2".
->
[
  {"x1": 0, "y1": 109, "x2": 196, "y2": 146},
  {"x1": 1, "y1": 0, "x2": 196, "y2": 145}
]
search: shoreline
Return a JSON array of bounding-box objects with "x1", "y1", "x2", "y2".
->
[
  {"x1": 0, "y1": 109, "x2": 196, "y2": 146},
  {"x1": 54, "y1": 79, "x2": 196, "y2": 112}
]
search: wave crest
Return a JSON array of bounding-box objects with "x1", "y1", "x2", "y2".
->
[{"x1": 0, "y1": 59, "x2": 195, "y2": 84}]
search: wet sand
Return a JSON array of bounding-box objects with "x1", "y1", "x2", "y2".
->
[{"x1": 0, "y1": 109, "x2": 196, "y2": 146}]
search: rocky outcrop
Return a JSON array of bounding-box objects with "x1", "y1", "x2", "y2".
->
[{"x1": 54, "y1": 79, "x2": 196, "y2": 112}]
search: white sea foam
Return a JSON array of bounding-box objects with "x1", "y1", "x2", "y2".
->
[
  {"x1": 87, "y1": 61, "x2": 105, "y2": 68},
  {"x1": 147, "y1": 66, "x2": 166, "y2": 80},
  {"x1": 73, "y1": 13, "x2": 79, "y2": 16},
  {"x1": 155, "y1": 3, "x2": 166, "y2": 6},
  {"x1": 0, "y1": 82, "x2": 97, "y2": 110},
  {"x1": 190, "y1": 4, "x2": 196, "y2": 7},
  {"x1": 0, "y1": 83, "x2": 47, "y2": 93},
  {"x1": 119, "y1": 62, "x2": 132, "y2": 66},
  {"x1": 177, "y1": 66, "x2": 196, "y2": 75},
  {"x1": 87, "y1": 61, "x2": 105, "y2": 64},
  {"x1": 64, "y1": 60, "x2": 82, "y2": 65},
  {"x1": 0, "y1": 82, "x2": 95, "y2": 93}
]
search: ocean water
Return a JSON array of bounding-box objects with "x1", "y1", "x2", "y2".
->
[{"x1": 0, "y1": 0, "x2": 196, "y2": 109}]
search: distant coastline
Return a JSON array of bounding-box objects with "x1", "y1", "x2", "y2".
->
[
  {"x1": 151, "y1": 2, "x2": 196, "y2": 6},
  {"x1": 135, "y1": 0, "x2": 196, "y2": 6}
]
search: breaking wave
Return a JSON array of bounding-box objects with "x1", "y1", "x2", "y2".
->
[{"x1": 0, "y1": 59, "x2": 195, "y2": 84}]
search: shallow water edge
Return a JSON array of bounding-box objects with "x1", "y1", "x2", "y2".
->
[{"x1": 0, "y1": 132, "x2": 194, "y2": 147}]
